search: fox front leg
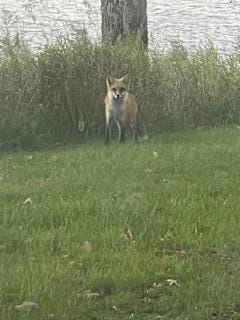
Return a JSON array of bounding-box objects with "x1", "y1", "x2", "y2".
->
[{"x1": 104, "y1": 112, "x2": 111, "y2": 145}]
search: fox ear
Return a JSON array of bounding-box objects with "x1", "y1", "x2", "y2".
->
[
  {"x1": 122, "y1": 74, "x2": 129, "y2": 82},
  {"x1": 106, "y1": 76, "x2": 114, "y2": 87},
  {"x1": 121, "y1": 74, "x2": 130, "y2": 89}
]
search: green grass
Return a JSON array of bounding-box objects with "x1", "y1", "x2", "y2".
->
[{"x1": 1, "y1": 126, "x2": 240, "y2": 319}]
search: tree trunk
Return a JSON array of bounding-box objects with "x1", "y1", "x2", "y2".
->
[{"x1": 101, "y1": 0, "x2": 148, "y2": 48}]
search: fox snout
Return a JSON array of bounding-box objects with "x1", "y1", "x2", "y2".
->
[
  {"x1": 112, "y1": 88, "x2": 126, "y2": 99},
  {"x1": 113, "y1": 92, "x2": 122, "y2": 99}
]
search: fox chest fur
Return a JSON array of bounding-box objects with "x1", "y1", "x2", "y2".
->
[{"x1": 107, "y1": 94, "x2": 127, "y2": 122}]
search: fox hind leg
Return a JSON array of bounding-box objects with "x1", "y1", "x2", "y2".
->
[
  {"x1": 115, "y1": 120, "x2": 126, "y2": 143},
  {"x1": 120, "y1": 125, "x2": 126, "y2": 143},
  {"x1": 129, "y1": 120, "x2": 138, "y2": 141},
  {"x1": 133, "y1": 127, "x2": 138, "y2": 141}
]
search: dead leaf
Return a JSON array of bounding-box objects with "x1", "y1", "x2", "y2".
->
[
  {"x1": 122, "y1": 228, "x2": 136, "y2": 245},
  {"x1": 166, "y1": 279, "x2": 180, "y2": 287},
  {"x1": 23, "y1": 198, "x2": 32, "y2": 204},
  {"x1": 82, "y1": 241, "x2": 92, "y2": 253},
  {"x1": 85, "y1": 292, "x2": 100, "y2": 299},
  {"x1": 112, "y1": 305, "x2": 124, "y2": 313},
  {"x1": 15, "y1": 301, "x2": 38, "y2": 312},
  {"x1": 176, "y1": 249, "x2": 186, "y2": 257},
  {"x1": 49, "y1": 155, "x2": 58, "y2": 162},
  {"x1": 78, "y1": 120, "x2": 85, "y2": 132},
  {"x1": 124, "y1": 228, "x2": 133, "y2": 241}
]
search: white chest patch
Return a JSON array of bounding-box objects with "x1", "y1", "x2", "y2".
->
[{"x1": 110, "y1": 96, "x2": 124, "y2": 112}]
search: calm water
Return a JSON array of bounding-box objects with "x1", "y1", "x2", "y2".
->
[{"x1": 0, "y1": 0, "x2": 240, "y2": 53}]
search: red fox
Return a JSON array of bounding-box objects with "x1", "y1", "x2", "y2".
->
[{"x1": 104, "y1": 75, "x2": 138, "y2": 144}]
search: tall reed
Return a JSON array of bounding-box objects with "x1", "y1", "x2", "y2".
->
[{"x1": 0, "y1": 35, "x2": 240, "y2": 150}]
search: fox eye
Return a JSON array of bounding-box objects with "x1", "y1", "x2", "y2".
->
[
  {"x1": 120, "y1": 87, "x2": 126, "y2": 92},
  {"x1": 112, "y1": 87, "x2": 116, "y2": 92}
]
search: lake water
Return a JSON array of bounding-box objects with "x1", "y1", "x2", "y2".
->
[{"x1": 0, "y1": 0, "x2": 240, "y2": 54}]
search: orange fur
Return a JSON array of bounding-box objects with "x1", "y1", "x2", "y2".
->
[{"x1": 104, "y1": 75, "x2": 138, "y2": 144}]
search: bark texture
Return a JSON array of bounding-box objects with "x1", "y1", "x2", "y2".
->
[{"x1": 101, "y1": 0, "x2": 148, "y2": 47}]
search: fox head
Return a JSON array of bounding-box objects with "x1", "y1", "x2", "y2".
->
[{"x1": 106, "y1": 75, "x2": 129, "y2": 99}]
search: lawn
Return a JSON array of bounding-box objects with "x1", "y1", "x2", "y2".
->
[{"x1": 1, "y1": 127, "x2": 240, "y2": 320}]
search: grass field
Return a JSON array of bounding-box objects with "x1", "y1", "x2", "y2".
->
[{"x1": 1, "y1": 126, "x2": 240, "y2": 320}]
